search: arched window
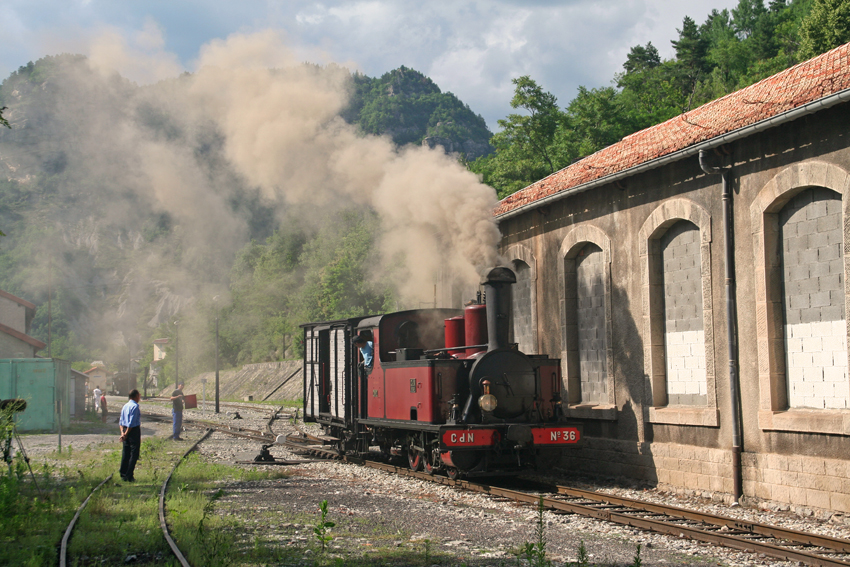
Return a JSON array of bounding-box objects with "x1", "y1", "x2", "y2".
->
[
  {"x1": 779, "y1": 188, "x2": 847, "y2": 409},
  {"x1": 661, "y1": 221, "x2": 707, "y2": 406},
  {"x1": 639, "y1": 198, "x2": 717, "y2": 427},
  {"x1": 503, "y1": 243, "x2": 538, "y2": 354},
  {"x1": 559, "y1": 225, "x2": 615, "y2": 413},
  {"x1": 575, "y1": 243, "x2": 607, "y2": 403},
  {"x1": 510, "y1": 259, "x2": 535, "y2": 353},
  {"x1": 751, "y1": 161, "x2": 850, "y2": 434}
]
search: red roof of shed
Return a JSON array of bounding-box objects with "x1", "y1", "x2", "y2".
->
[{"x1": 495, "y1": 42, "x2": 850, "y2": 217}]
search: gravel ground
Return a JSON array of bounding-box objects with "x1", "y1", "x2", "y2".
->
[{"x1": 15, "y1": 397, "x2": 850, "y2": 566}]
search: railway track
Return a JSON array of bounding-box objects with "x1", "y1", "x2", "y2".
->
[
  {"x1": 110, "y1": 406, "x2": 850, "y2": 565},
  {"x1": 277, "y1": 435, "x2": 850, "y2": 566},
  {"x1": 59, "y1": 429, "x2": 214, "y2": 567},
  {"x1": 58, "y1": 474, "x2": 113, "y2": 567},
  {"x1": 159, "y1": 429, "x2": 214, "y2": 567}
]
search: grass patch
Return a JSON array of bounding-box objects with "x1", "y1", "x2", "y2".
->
[{"x1": 0, "y1": 432, "x2": 291, "y2": 566}]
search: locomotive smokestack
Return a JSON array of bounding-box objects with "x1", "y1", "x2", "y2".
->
[{"x1": 482, "y1": 266, "x2": 516, "y2": 351}]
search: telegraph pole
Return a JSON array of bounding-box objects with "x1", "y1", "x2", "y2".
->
[
  {"x1": 174, "y1": 321, "x2": 179, "y2": 389},
  {"x1": 47, "y1": 257, "x2": 52, "y2": 358},
  {"x1": 215, "y1": 315, "x2": 220, "y2": 413}
]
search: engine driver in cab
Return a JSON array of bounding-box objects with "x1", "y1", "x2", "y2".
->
[{"x1": 353, "y1": 332, "x2": 373, "y2": 378}]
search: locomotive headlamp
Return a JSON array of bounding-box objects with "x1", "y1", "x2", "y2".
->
[{"x1": 479, "y1": 380, "x2": 497, "y2": 412}]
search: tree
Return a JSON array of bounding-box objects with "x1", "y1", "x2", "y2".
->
[
  {"x1": 469, "y1": 76, "x2": 566, "y2": 197},
  {"x1": 617, "y1": 47, "x2": 683, "y2": 130},
  {"x1": 732, "y1": 0, "x2": 769, "y2": 38},
  {"x1": 501, "y1": 76, "x2": 563, "y2": 174},
  {"x1": 560, "y1": 86, "x2": 630, "y2": 159},
  {"x1": 0, "y1": 106, "x2": 9, "y2": 129},
  {"x1": 798, "y1": 0, "x2": 850, "y2": 59},
  {"x1": 623, "y1": 43, "x2": 661, "y2": 74},
  {"x1": 671, "y1": 16, "x2": 709, "y2": 109}
]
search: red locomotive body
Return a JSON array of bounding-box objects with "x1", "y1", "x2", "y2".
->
[{"x1": 302, "y1": 267, "x2": 582, "y2": 477}]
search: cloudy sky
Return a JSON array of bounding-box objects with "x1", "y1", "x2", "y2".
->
[{"x1": 2, "y1": 0, "x2": 738, "y2": 129}]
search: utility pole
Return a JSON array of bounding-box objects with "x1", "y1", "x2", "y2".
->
[
  {"x1": 215, "y1": 315, "x2": 220, "y2": 413},
  {"x1": 47, "y1": 257, "x2": 52, "y2": 358},
  {"x1": 174, "y1": 321, "x2": 179, "y2": 389}
]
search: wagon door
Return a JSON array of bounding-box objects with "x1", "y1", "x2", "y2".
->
[
  {"x1": 329, "y1": 326, "x2": 349, "y2": 423},
  {"x1": 303, "y1": 326, "x2": 330, "y2": 421}
]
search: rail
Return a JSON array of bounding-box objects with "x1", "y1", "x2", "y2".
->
[
  {"x1": 277, "y1": 438, "x2": 850, "y2": 566},
  {"x1": 58, "y1": 474, "x2": 114, "y2": 567},
  {"x1": 159, "y1": 429, "x2": 214, "y2": 567}
]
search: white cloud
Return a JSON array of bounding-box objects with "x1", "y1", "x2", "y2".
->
[{"x1": 2, "y1": 0, "x2": 741, "y2": 127}]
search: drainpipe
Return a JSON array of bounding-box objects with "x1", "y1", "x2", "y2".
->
[{"x1": 699, "y1": 149, "x2": 742, "y2": 504}]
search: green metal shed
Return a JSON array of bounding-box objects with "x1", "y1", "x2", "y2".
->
[{"x1": 0, "y1": 358, "x2": 71, "y2": 432}]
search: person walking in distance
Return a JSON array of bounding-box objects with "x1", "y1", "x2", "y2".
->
[
  {"x1": 118, "y1": 389, "x2": 142, "y2": 482},
  {"x1": 170, "y1": 382, "x2": 185, "y2": 440},
  {"x1": 100, "y1": 392, "x2": 108, "y2": 423},
  {"x1": 93, "y1": 385, "x2": 102, "y2": 412}
]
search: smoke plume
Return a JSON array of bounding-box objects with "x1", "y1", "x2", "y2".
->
[{"x1": 0, "y1": 26, "x2": 502, "y2": 366}]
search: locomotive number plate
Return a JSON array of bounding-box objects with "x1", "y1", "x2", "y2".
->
[
  {"x1": 442, "y1": 429, "x2": 499, "y2": 447},
  {"x1": 531, "y1": 427, "x2": 581, "y2": 445}
]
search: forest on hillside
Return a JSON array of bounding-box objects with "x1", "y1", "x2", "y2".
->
[
  {"x1": 0, "y1": 0, "x2": 847, "y2": 384},
  {"x1": 470, "y1": 0, "x2": 850, "y2": 197}
]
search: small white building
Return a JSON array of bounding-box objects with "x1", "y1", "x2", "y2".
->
[{"x1": 150, "y1": 338, "x2": 169, "y2": 388}]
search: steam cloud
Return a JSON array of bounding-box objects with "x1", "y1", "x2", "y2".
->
[
  {"x1": 182, "y1": 30, "x2": 502, "y2": 301},
  {"x1": 2, "y1": 26, "x2": 503, "y2": 358}
]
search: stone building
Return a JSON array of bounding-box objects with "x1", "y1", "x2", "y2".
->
[
  {"x1": 495, "y1": 43, "x2": 850, "y2": 512},
  {"x1": 0, "y1": 288, "x2": 45, "y2": 358}
]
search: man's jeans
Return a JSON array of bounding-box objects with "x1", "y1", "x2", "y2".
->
[{"x1": 173, "y1": 409, "x2": 183, "y2": 439}]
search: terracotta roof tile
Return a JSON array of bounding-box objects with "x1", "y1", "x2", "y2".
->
[{"x1": 495, "y1": 43, "x2": 850, "y2": 217}]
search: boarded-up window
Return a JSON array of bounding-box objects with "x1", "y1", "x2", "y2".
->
[
  {"x1": 511, "y1": 259, "x2": 535, "y2": 353},
  {"x1": 576, "y1": 244, "x2": 607, "y2": 403},
  {"x1": 661, "y1": 221, "x2": 706, "y2": 405},
  {"x1": 780, "y1": 188, "x2": 848, "y2": 409}
]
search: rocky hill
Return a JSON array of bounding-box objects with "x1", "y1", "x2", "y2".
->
[{"x1": 343, "y1": 66, "x2": 493, "y2": 160}]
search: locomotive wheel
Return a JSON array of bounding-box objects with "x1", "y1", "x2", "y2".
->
[
  {"x1": 407, "y1": 450, "x2": 423, "y2": 471},
  {"x1": 423, "y1": 454, "x2": 435, "y2": 475},
  {"x1": 446, "y1": 467, "x2": 460, "y2": 480}
]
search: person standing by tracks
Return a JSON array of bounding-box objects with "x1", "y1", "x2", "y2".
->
[
  {"x1": 170, "y1": 383, "x2": 185, "y2": 441},
  {"x1": 118, "y1": 389, "x2": 142, "y2": 482},
  {"x1": 100, "y1": 392, "x2": 108, "y2": 423},
  {"x1": 93, "y1": 385, "x2": 102, "y2": 412}
]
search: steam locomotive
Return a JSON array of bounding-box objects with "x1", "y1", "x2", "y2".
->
[{"x1": 301, "y1": 267, "x2": 582, "y2": 478}]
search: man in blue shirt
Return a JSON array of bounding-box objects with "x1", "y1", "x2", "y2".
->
[
  {"x1": 353, "y1": 334, "x2": 373, "y2": 371},
  {"x1": 118, "y1": 389, "x2": 142, "y2": 482}
]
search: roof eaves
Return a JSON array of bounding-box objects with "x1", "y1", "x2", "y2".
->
[
  {"x1": 0, "y1": 289, "x2": 36, "y2": 311},
  {"x1": 0, "y1": 322, "x2": 46, "y2": 350}
]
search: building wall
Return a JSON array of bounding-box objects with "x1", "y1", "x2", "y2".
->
[
  {"x1": 0, "y1": 296, "x2": 28, "y2": 334},
  {"x1": 87, "y1": 369, "x2": 108, "y2": 390},
  {"x1": 498, "y1": 102, "x2": 850, "y2": 510}
]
